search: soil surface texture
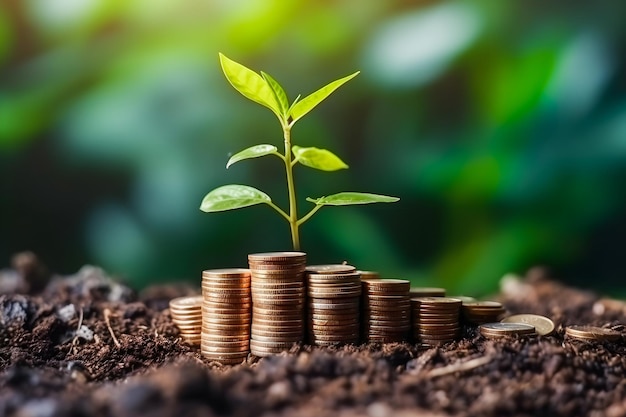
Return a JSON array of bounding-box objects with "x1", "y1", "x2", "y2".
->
[{"x1": 2, "y1": 256, "x2": 626, "y2": 417}]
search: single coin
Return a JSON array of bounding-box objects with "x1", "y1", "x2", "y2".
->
[
  {"x1": 357, "y1": 271, "x2": 380, "y2": 279},
  {"x1": 306, "y1": 264, "x2": 357, "y2": 274},
  {"x1": 248, "y1": 251, "x2": 306, "y2": 261},
  {"x1": 480, "y1": 322, "x2": 535, "y2": 337},
  {"x1": 463, "y1": 301, "x2": 503, "y2": 308},
  {"x1": 413, "y1": 297, "x2": 462, "y2": 305},
  {"x1": 410, "y1": 287, "x2": 446, "y2": 297},
  {"x1": 501, "y1": 314, "x2": 555, "y2": 336},
  {"x1": 169, "y1": 296, "x2": 203, "y2": 310},
  {"x1": 565, "y1": 325, "x2": 622, "y2": 342},
  {"x1": 202, "y1": 268, "x2": 250, "y2": 276}
]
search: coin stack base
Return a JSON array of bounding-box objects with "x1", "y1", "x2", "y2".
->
[
  {"x1": 170, "y1": 296, "x2": 203, "y2": 346},
  {"x1": 249, "y1": 252, "x2": 306, "y2": 357},
  {"x1": 362, "y1": 279, "x2": 411, "y2": 343},
  {"x1": 201, "y1": 269, "x2": 251, "y2": 364},
  {"x1": 307, "y1": 265, "x2": 360, "y2": 346},
  {"x1": 412, "y1": 297, "x2": 461, "y2": 346}
]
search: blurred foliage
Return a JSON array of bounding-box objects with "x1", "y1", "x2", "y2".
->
[{"x1": 1, "y1": 0, "x2": 625, "y2": 295}]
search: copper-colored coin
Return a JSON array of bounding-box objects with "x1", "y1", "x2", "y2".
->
[
  {"x1": 480, "y1": 322, "x2": 535, "y2": 338},
  {"x1": 203, "y1": 317, "x2": 251, "y2": 326},
  {"x1": 202, "y1": 268, "x2": 250, "y2": 277},
  {"x1": 169, "y1": 296, "x2": 203, "y2": 310},
  {"x1": 201, "y1": 333, "x2": 250, "y2": 341},
  {"x1": 501, "y1": 314, "x2": 555, "y2": 336},
  {"x1": 248, "y1": 251, "x2": 307, "y2": 261},
  {"x1": 250, "y1": 280, "x2": 304, "y2": 288},
  {"x1": 463, "y1": 301, "x2": 503, "y2": 309},
  {"x1": 357, "y1": 270, "x2": 380, "y2": 279},
  {"x1": 306, "y1": 264, "x2": 357, "y2": 274},
  {"x1": 409, "y1": 287, "x2": 446, "y2": 297},
  {"x1": 565, "y1": 325, "x2": 621, "y2": 342}
]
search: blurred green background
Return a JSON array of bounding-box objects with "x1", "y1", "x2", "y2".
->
[{"x1": 1, "y1": 0, "x2": 625, "y2": 296}]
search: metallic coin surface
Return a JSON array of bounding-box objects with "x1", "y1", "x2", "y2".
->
[
  {"x1": 479, "y1": 322, "x2": 535, "y2": 338},
  {"x1": 565, "y1": 325, "x2": 622, "y2": 342},
  {"x1": 501, "y1": 314, "x2": 555, "y2": 336}
]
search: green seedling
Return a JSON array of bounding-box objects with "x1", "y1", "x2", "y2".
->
[{"x1": 200, "y1": 53, "x2": 399, "y2": 250}]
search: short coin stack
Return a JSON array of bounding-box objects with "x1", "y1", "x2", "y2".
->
[
  {"x1": 565, "y1": 325, "x2": 622, "y2": 343},
  {"x1": 362, "y1": 279, "x2": 411, "y2": 343},
  {"x1": 462, "y1": 301, "x2": 506, "y2": 325},
  {"x1": 480, "y1": 322, "x2": 536, "y2": 339},
  {"x1": 201, "y1": 269, "x2": 251, "y2": 364},
  {"x1": 169, "y1": 295, "x2": 203, "y2": 345},
  {"x1": 411, "y1": 297, "x2": 462, "y2": 346},
  {"x1": 306, "y1": 265, "x2": 361, "y2": 346},
  {"x1": 248, "y1": 252, "x2": 306, "y2": 357}
]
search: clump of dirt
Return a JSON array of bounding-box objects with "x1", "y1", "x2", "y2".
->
[{"x1": 1, "y1": 257, "x2": 626, "y2": 417}]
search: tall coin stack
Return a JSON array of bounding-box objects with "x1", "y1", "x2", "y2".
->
[
  {"x1": 201, "y1": 269, "x2": 251, "y2": 364},
  {"x1": 411, "y1": 297, "x2": 462, "y2": 346},
  {"x1": 306, "y1": 265, "x2": 361, "y2": 346},
  {"x1": 362, "y1": 279, "x2": 411, "y2": 343},
  {"x1": 169, "y1": 295, "x2": 203, "y2": 345},
  {"x1": 248, "y1": 252, "x2": 306, "y2": 357}
]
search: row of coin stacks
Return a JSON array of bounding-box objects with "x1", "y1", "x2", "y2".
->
[{"x1": 169, "y1": 252, "x2": 516, "y2": 363}]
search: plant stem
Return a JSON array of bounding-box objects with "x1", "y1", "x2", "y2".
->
[{"x1": 282, "y1": 124, "x2": 300, "y2": 250}]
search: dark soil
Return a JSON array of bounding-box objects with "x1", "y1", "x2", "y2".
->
[{"x1": 2, "y1": 256, "x2": 626, "y2": 417}]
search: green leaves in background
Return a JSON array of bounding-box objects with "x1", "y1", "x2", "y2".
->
[
  {"x1": 289, "y1": 71, "x2": 360, "y2": 124},
  {"x1": 307, "y1": 192, "x2": 399, "y2": 206},
  {"x1": 292, "y1": 146, "x2": 348, "y2": 171},
  {"x1": 226, "y1": 144, "x2": 279, "y2": 168},
  {"x1": 200, "y1": 185, "x2": 271, "y2": 212}
]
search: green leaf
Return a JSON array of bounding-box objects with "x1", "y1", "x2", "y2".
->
[
  {"x1": 219, "y1": 53, "x2": 281, "y2": 118},
  {"x1": 292, "y1": 146, "x2": 348, "y2": 171},
  {"x1": 289, "y1": 71, "x2": 360, "y2": 124},
  {"x1": 227, "y1": 144, "x2": 278, "y2": 168},
  {"x1": 306, "y1": 192, "x2": 399, "y2": 206},
  {"x1": 261, "y1": 71, "x2": 289, "y2": 117},
  {"x1": 200, "y1": 184, "x2": 272, "y2": 212}
]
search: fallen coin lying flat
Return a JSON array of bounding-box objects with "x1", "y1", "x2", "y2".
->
[
  {"x1": 565, "y1": 325, "x2": 622, "y2": 342},
  {"x1": 479, "y1": 322, "x2": 536, "y2": 338},
  {"x1": 501, "y1": 314, "x2": 555, "y2": 336}
]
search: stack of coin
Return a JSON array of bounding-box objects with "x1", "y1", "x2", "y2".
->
[
  {"x1": 480, "y1": 322, "x2": 536, "y2": 339},
  {"x1": 362, "y1": 279, "x2": 411, "y2": 343},
  {"x1": 410, "y1": 287, "x2": 446, "y2": 298},
  {"x1": 248, "y1": 252, "x2": 306, "y2": 357},
  {"x1": 501, "y1": 314, "x2": 555, "y2": 336},
  {"x1": 462, "y1": 301, "x2": 506, "y2": 325},
  {"x1": 411, "y1": 297, "x2": 461, "y2": 346},
  {"x1": 170, "y1": 295, "x2": 203, "y2": 345},
  {"x1": 306, "y1": 265, "x2": 360, "y2": 346},
  {"x1": 201, "y1": 269, "x2": 251, "y2": 364},
  {"x1": 565, "y1": 325, "x2": 622, "y2": 342}
]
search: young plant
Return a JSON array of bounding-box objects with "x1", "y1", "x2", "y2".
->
[{"x1": 200, "y1": 53, "x2": 399, "y2": 250}]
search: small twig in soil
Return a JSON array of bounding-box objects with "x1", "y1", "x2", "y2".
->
[
  {"x1": 426, "y1": 355, "x2": 493, "y2": 378},
  {"x1": 103, "y1": 308, "x2": 121, "y2": 348},
  {"x1": 68, "y1": 308, "x2": 84, "y2": 354}
]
